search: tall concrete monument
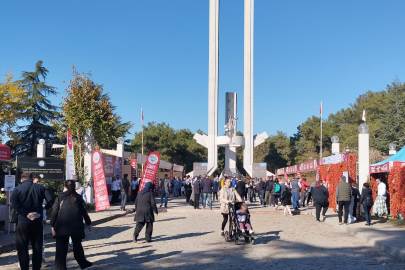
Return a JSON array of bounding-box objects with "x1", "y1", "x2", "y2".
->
[{"x1": 194, "y1": 0, "x2": 268, "y2": 177}]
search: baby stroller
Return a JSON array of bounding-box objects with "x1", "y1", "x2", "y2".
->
[{"x1": 224, "y1": 202, "x2": 254, "y2": 245}]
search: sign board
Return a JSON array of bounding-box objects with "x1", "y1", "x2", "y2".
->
[
  {"x1": 298, "y1": 160, "x2": 317, "y2": 172},
  {"x1": 319, "y1": 154, "x2": 347, "y2": 166},
  {"x1": 101, "y1": 154, "x2": 122, "y2": 184},
  {"x1": 193, "y1": 162, "x2": 208, "y2": 177},
  {"x1": 92, "y1": 150, "x2": 110, "y2": 211},
  {"x1": 17, "y1": 157, "x2": 65, "y2": 181},
  {"x1": 4, "y1": 175, "x2": 15, "y2": 191},
  {"x1": 343, "y1": 171, "x2": 349, "y2": 183},
  {"x1": 252, "y1": 163, "x2": 267, "y2": 178},
  {"x1": 285, "y1": 165, "x2": 298, "y2": 174},
  {"x1": 276, "y1": 168, "x2": 285, "y2": 175}
]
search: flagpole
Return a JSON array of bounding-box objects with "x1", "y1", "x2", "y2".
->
[
  {"x1": 141, "y1": 108, "x2": 144, "y2": 173},
  {"x1": 320, "y1": 101, "x2": 323, "y2": 159}
]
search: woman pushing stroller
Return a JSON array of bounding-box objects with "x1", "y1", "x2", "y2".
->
[{"x1": 220, "y1": 177, "x2": 242, "y2": 237}]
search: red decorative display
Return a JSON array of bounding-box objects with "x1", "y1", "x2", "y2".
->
[
  {"x1": 92, "y1": 150, "x2": 110, "y2": 211},
  {"x1": 138, "y1": 152, "x2": 161, "y2": 193},
  {"x1": 0, "y1": 144, "x2": 11, "y2": 161}
]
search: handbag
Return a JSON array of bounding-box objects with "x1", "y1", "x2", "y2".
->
[{"x1": 10, "y1": 183, "x2": 36, "y2": 223}]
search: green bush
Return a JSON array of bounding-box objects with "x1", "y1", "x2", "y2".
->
[{"x1": 0, "y1": 193, "x2": 6, "y2": 205}]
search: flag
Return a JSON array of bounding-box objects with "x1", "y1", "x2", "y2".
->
[
  {"x1": 141, "y1": 108, "x2": 144, "y2": 121},
  {"x1": 319, "y1": 102, "x2": 322, "y2": 115},
  {"x1": 362, "y1": 109, "x2": 366, "y2": 121}
]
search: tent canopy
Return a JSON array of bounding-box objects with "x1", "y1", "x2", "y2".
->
[{"x1": 370, "y1": 146, "x2": 405, "y2": 174}]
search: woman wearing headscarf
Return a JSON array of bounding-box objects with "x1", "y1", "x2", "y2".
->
[
  {"x1": 133, "y1": 182, "x2": 158, "y2": 243},
  {"x1": 51, "y1": 180, "x2": 93, "y2": 270}
]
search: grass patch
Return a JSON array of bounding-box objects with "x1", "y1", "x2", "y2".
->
[{"x1": 387, "y1": 218, "x2": 405, "y2": 228}]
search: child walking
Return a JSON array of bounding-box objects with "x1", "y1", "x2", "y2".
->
[
  {"x1": 281, "y1": 187, "x2": 293, "y2": 215},
  {"x1": 236, "y1": 203, "x2": 254, "y2": 234}
]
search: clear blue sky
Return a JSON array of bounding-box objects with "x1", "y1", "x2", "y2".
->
[{"x1": 1, "y1": 0, "x2": 404, "y2": 139}]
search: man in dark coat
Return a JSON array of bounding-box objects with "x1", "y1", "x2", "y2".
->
[
  {"x1": 133, "y1": 182, "x2": 158, "y2": 243},
  {"x1": 193, "y1": 177, "x2": 202, "y2": 209},
  {"x1": 11, "y1": 172, "x2": 54, "y2": 270},
  {"x1": 235, "y1": 176, "x2": 246, "y2": 201},
  {"x1": 264, "y1": 176, "x2": 274, "y2": 206},
  {"x1": 120, "y1": 174, "x2": 130, "y2": 211},
  {"x1": 312, "y1": 180, "x2": 329, "y2": 222},
  {"x1": 201, "y1": 174, "x2": 213, "y2": 209}
]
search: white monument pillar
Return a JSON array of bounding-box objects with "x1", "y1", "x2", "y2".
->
[
  {"x1": 243, "y1": 0, "x2": 254, "y2": 176},
  {"x1": 207, "y1": 0, "x2": 219, "y2": 175},
  {"x1": 37, "y1": 139, "x2": 46, "y2": 158},
  {"x1": 84, "y1": 128, "x2": 94, "y2": 203},
  {"x1": 358, "y1": 124, "x2": 370, "y2": 188}
]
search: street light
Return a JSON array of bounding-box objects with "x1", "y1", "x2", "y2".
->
[
  {"x1": 331, "y1": 136, "x2": 339, "y2": 143},
  {"x1": 358, "y1": 123, "x2": 369, "y2": 134},
  {"x1": 345, "y1": 145, "x2": 350, "y2": 154},
  {"x1": 117, "y1": 137, "x2": 125, "y2": 144},
  {"x1": 38, "y1": 139, "x2": 45, "y2": 145}
]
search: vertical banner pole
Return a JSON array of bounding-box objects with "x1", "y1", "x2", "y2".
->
[{"x1": 320, "y1": 101, "x2": 323, "y2": 159}]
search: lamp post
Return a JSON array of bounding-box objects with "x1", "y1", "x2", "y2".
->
[
  {"x1": 331, "y1": 136, "x2": 339, "y2": 155},
  {"x1": 389, "y1": 144, "x2": 397, "y2": 155},
  {"x1": 358, "y1": 123, "x2": 369, "y2": 189},
  {"x1": 37, "y1": 139, "x2": 46, "y2": 158}
]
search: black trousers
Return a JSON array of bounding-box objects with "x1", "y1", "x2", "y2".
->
[
  {"x1": 194, "y1": 194, "x2": 200, "y2": 209},
  {"x1": 213, "y1": 192, "x2": 218, "y2": 200},
  {"x1": 186, "y1": 189, "x2": 192, "y2": 202},
  {"x1": 131, "y1": 189, "x2": 138, "y2": 201},
  {"x1": 271, "y1": 195, "x2": 280, "y2": 206},
  {"x1": 221, "y1": 213, "x2": 229, "y2": 231},
  {"x1": 353, "y1": 200, "x2": 358, "y2": 217},
  {"x1": 338, "y1": 201, "x2": 350, "y2": 223},
  {"x1": 306, "y1": 192, "x2": 313, "y2": 205},
  {"x1": 55, "y1": 236, "x2": 89, "y2": 270},
  {"x1": 315, "y1": 201, "x2": 329, "y2": 220},
  {"x1": 16, "y1": 222, "x2": 43, "y2": 270},
  {"x1": 134, "y1": 222, "x2": 153, "y2": 242}
]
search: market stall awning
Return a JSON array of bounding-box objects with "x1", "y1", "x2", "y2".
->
[
  {"x1": 0, "y1": 144, "x2": 11, "y2": 161},
  {"x1": 370, "y1": 146, "x2": 405, "y2": 174}
]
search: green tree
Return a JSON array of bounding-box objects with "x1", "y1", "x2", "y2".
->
[
  {"x1": 55, "y1": 67, "x2": 132, "y2": 178},
  {"x1": 11, "y1": 61, "x2": 60, "y2": 157},
  {"x1": 374, "y1": 81, "x2": 405, "y2": 153},
  {"x1": 0, "y1": 71, "x2": 27, "y2": 142}
]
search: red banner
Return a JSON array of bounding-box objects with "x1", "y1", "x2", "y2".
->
[
  {"x1": 0, "y1": 144, "x2": 11, "y2": 161},
  {"x1": 298, "y1": 160, "x2": 317, "y2": 172},
  {"x1": 131, "y1": 159, "x2": 137, "y2": 179},
  {"x1": 297, "y1": 170, "x2": 301, "y2": 178},
  {"x1": 92, "y1": 150, "x2": 110, "y2": 211},
  {"x1": 138, "y1": 152, "x2": 161, "y2": 193}
]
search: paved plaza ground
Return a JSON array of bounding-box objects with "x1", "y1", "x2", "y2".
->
[{"x1": 1, "y1": 197, "x2": 405, "y2": 269}]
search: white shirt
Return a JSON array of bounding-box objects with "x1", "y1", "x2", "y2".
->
[
  {"x1": 111, "y1": 180, "x2": 118, "y2": 191},
  {"x1": 116, "y1": 179, "x2": 121, "y2": 190},
  {"x1": 131, "y1": 180, "x2": 139, "y2": 190},
  {"x1": 377, "y1": 182, "x2": 386, "y2": 196}
]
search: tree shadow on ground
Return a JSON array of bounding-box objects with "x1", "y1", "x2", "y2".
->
[
  {"x1": 155, "y1": 217, "x2": 186, "y2": 223},
  {"x1": 151, "y1": 231, "x2": 214, "y2": 243}
]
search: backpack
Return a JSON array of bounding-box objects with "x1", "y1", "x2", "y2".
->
[
  {"x1": 274, "y1": 183, "x2": 280, "y2": 193},
  {"x1": 365, "y1": 196, "x2": 373, "y2": 207}
]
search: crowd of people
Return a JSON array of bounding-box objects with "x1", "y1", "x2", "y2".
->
[{"x1": 9, "y1": 170, "x2": 388, "y2": 269}]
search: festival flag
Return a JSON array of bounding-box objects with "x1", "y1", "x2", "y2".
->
[
  {"x1": 319, "y1": 102, "x2": 322, "y2": 115},
  {"x1": 66, "y1": 130, "x2": 76, "y2": 180},
  {"x1": 138, "y1": 152, "x2": 161, "y2": 193},
  {"x1": 141, "y1": 108, "x2": 144, "y2": 121}
]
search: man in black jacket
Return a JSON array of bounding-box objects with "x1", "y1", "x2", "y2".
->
[
  {"x1": 264, "y1": 176, "x2": 274, "y2": 206},
  {"x1": 235, "y1": 176, "x2": 246, "y2": 201},
  {"x1": 11, "y1": 172, "x2": 54, "y2": 270},
  {"x1": 312, "y1": 180, "x2": 329, "y2": 222},
  {"x1": 201, "y1": 174, "x2": 213, "y2": 209},
  {"x1": 120, "y1": 174, "x2": 130, "y2": 211},
  {"x1": 193, "y1": 177, "x2": 202, "y2": 209}
]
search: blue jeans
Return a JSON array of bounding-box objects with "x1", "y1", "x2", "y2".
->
[
  {"x1": 363, "y1": 205, "x2": 372, "y2": 224},
  {"x1": 292, "y1": 192, "x2": 300, "y2": 210},
  {"x1": 260, "y1": 190, "x2": 265, "y2": 205},
  {"x1": 160, "y1": 190, "x2": 168, "y2": 206},
  {"x1": 202, "y1": 193, "x2": 212, "y2": 208}
]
